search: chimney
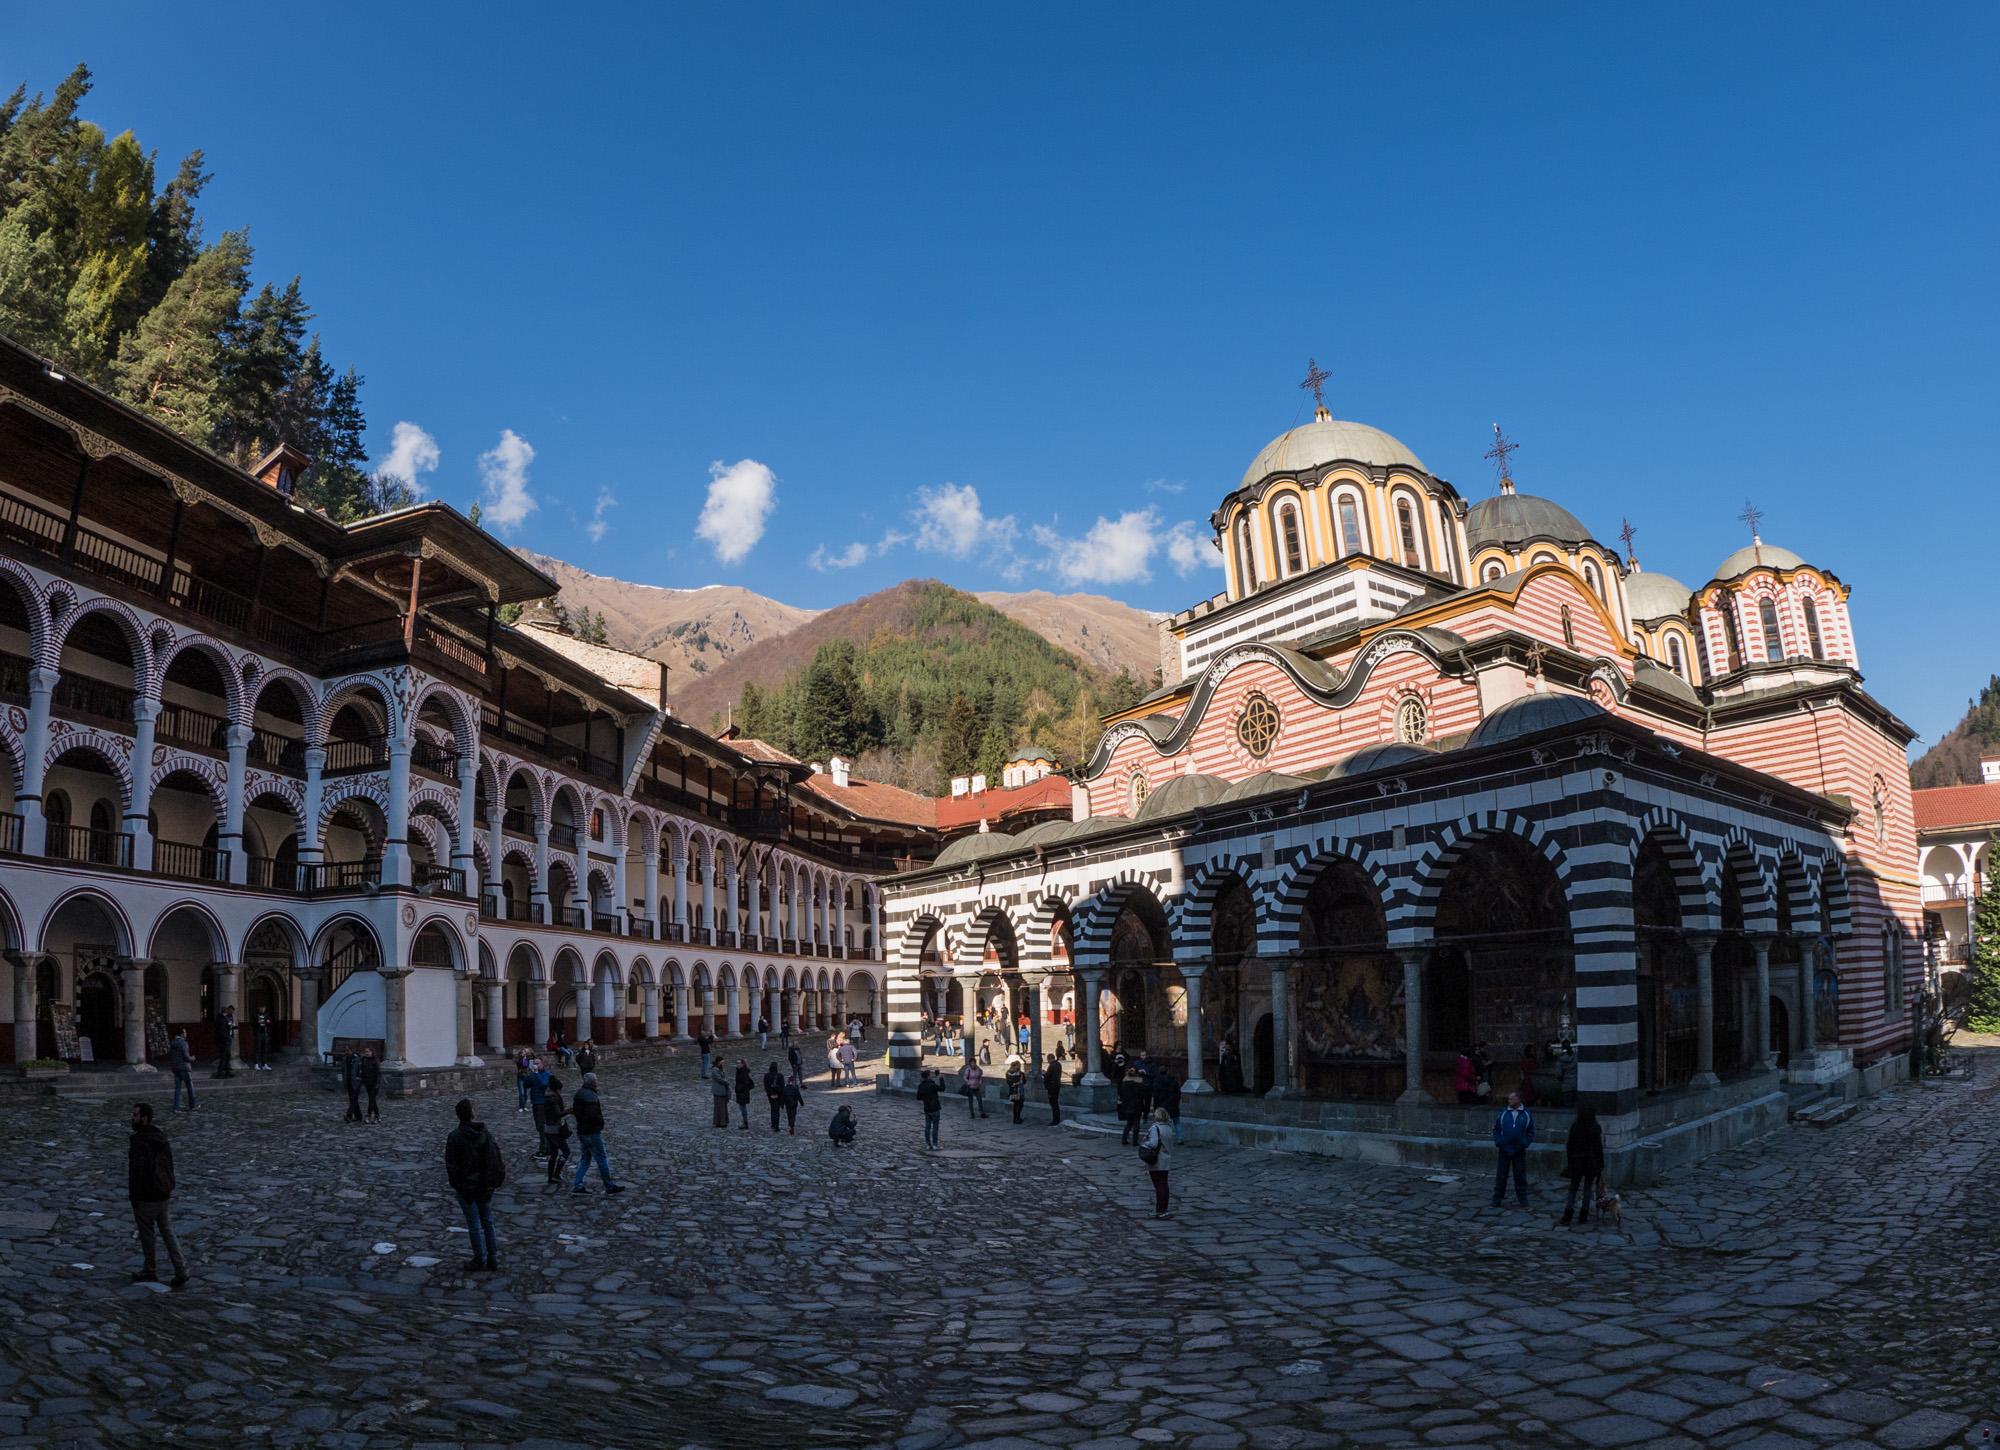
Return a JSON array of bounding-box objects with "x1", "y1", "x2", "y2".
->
[
  {"x1": 970, "y1": 773, "x2": 987, "y2": 793},
  {"x1": 252, "y1": 444, "x2": 312, "y2": 498},
  {"x1": 830, "y1": 756, "x2": 850, "y2": 788},
  {"x1": 951, "y1": 776, "x2": 970, "y2": 797}
]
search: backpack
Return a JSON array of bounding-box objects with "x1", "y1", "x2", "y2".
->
[{"x1": 478, "y1": 1127, "x2": 507, "y2": 1189}]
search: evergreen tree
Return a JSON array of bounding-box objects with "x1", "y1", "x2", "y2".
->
[
  {"x1": 736, "y1": 682, "x2": 768, "y2": 741},
  {"x1": 793, "y1": 639, "x2": 872, "y2": 762},
  {"x1": 111, "y1": 230, "x2": 252, "y2": 437},
  {"x1": 939, "y1": 694, "x2": 979, "y2": 781},
  {"x1": 1969, "y1": 837, "x2": 2000, "y2": 1033},
  {"x1": 975, "y1": 712, "x2": 1010, "y2": 784}
]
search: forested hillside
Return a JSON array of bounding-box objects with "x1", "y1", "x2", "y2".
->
[
  {"x1": 0, "y1": 65, "x2": 399, "y2": 520},
  {"x1": 680, "y1": 580, "x2": 1147, "y2": 797},
  {"x1": 1910, "y1": 675, "x2": 2000, "y2": 788}
]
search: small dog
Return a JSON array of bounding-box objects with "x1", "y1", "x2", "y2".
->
[{"x1": 1595, "y1": 1189, "x2": 1623, "y2": 1229}]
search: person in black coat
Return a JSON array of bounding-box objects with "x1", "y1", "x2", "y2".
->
[
  {"x1": 342, "y1": 1048, "x2": 363, "y2": 1123},
  {"x1": 1153, "y1": 1065, "x2": 1183, "y2": 1144},
  {"x1": 1116, "y1": 1072, "x2": 1144, "y2": 1145},
  {"x1": 781, "y1": 1073, "x2": 804, "y2": 1134},
  {"x1": 1560, "y1": 1105, "x2": 1605, "y2": 1225},
  {"x1": 1042, "y1": 1053, "x2": 1064, "y2": 1126},
  {"x1": 763, "y1": 1062, "x2": 786, "y2": 1132},
  {"x1": 358, "y1": 1049, "x2": 383, "y2": 1122},
  {"x1": 732, "y1": 1060, "x2": 754, "y2": 1129}
]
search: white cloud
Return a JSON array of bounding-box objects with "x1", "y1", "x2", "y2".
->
[
  {"x1": 912, "y1": 482, "x2": 1016, "y2": 558},
  {"x1": 1165, "y1": 519, "x2": 1224, "y2": 576},
  {"x1": 697, "y1": 459, "x2": 777, "y2": 564},
  {"x1": 585, "y1": 488, "x2": 616, "y2": 543},
  {"x1": 1034, "y1": 508, "x2": 1169, "y2": 586},
  {"x1": 1145, "y1": 478, "x2": 1186, "y2": 495},
  {"x1": 374, "y1": 421, "x2": 440, "y2": 494},
  {"x1": 809, "y1": 541, "x2": 873, "y2": 571},
  {"x1": 477, "y1": 429, "x2": 537, "y2": 533}
]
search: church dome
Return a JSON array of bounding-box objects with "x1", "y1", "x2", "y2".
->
[
  {"x1": 1625, "y1": 570, "x2": 1693, "y2": 621},
  {"x1": 1466, "y1": 691, "x2": 1608, "y2": 748},
  {"x1": 1135, "y1": 772, "x2": 1232, "y2": 822},
  {"x1": 1714, "y1": 541, "x2": 1807, "y2": 580},
  {"x1": 1464, "y1": 493, "x2": 1593, "y2": 552},
  {"x1": 1321, "y1": 742, "x2": 1439, "y2": 778},
  {"x1": 1239, "y1": 419, "x2": 1425, "y2": 490}
]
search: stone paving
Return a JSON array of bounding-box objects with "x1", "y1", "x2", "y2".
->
[{"x1": 0, "y1": 1044, "x2": 1995, "y2": 1450}]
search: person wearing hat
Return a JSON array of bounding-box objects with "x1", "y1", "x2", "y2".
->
[{"x1": 1004, "y1": 1056, "x2": 1027, "y2": 1124}]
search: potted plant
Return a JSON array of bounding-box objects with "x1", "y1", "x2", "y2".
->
[{"x1": 18, "y1": 1059, "x2": 69, "y2": 1079}]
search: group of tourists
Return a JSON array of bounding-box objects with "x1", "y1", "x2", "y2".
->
[
  {"x1": 513, "y1": 1045, "x2": 625, "y2": 1196},
  {"x1": 1489, "y1": 1091, "x2": 1606, "y2": 1223}
]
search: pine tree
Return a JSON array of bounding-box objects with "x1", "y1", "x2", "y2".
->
[
  {"x1": 939, "y1": 694, "x2": 978, "y2": 781},
  {"x1": 1969, "y1": 837, "x2": 2000, "y2": 1033},
  {"x1": 111, "y1": 229, "x2": 252, "y2": 437},
  {"x1": 794, "y1": 639, "x2": 871, "y2": 762},
  {"x1": 737, "y1": 683, "x2": 769, "y2": 741},
  {"x1": 975, "y1": 712, "x2": 1010, "y2": 783}
]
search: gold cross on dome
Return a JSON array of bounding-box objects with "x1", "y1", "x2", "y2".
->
[
  {"x1": 1299, "y1": 358, "x2": 1331, "y2": 409},
  {"x1": 1525, "y1": 640, "x2": 1549, "y2": 676}
]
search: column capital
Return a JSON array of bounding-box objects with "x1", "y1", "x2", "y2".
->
[
  {"x1": 27, "y1": 665, "x2": 59, "y2": 693},
  {"x1": 131, "y1": 696, "x2": 160, "y2": 724},
  {"x1": 304, "y1": 745, "x2": 327, "y2": 771},
  {"x1": 1392, "y1": 942, "x2": 1432, "y2": 966},
  {"x1": 225, "y1": 724, "x2": 254, "y2": 749},
  {"x1": 1685, "y1": 933, "x2": 1719, "y2": 954},
  {"x1": 378, "y1": 965, "x2": 415, "y2": 981}
]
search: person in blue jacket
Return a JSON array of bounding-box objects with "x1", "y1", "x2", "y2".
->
[{"x1": 1491, "y1": 1090, "x2": 1534, "y2": 1207}]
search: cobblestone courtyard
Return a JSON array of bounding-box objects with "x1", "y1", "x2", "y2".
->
[{"x1": 1, "y1": 1049, "x2": 1995, "y2": 1450}]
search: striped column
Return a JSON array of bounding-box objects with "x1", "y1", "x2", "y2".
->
[
  {"x1": 886, "y1": 917, "x2": 926, "y2": 1081},
  {"x1": 1567, "y1": 817, "x2": 1640, "y2": 1119}
]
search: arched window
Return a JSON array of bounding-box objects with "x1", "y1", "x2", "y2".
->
[
  {"x1": 1235, "y1": 516, "x2": 1257, "y2": 593},
  {"x1": 1277, "y1": 500, "x2": 1304, "y2": 576},
  {"x1": 1802, "y1": 597, "x2": 1826, "y2": 660},
  {"x1": 1694, "y1": 628, "x2": 1714, "y2": 681},
  {"x1": 1395, "y1": 497, "x2": 1423, "y2": 569},
  {"x1": 1531, "y1": 551, "x2": 1558, "y2": 566},
  {"x1": 590, "y1": 807, "x2": 605, "y2": 842},
  {"x1": 1335, "y1": 495, "x2": 1364, "y2": 557},
  {"x1": 1667, "y1": 634, "x2": 1686, "y2": 679},
  {"x1": 1482, "y1": 560, "x2": 1505, "y2": 583},
  {"x1": 1758, "y1": 597, "x2": 1784, "y2": 661},
  {"x1": 1721, "y1": 602, "x2": 1744, "y2": 671},
  {"x1": 45, "y1": 789, "x2": 70, "y2": 827},
  {"x1": 1582, "y1": 561, "x2": 1605, "y2": 604},
  {"x1": 1871, "y1": 776, "x2": 1886, "y2": 846},
  {"x1": 1127, "y1": 772, "x2": 1149, "y2": 814},
  {"x1": 1560, "y1": 604, "x2": 1576, "y2": 649},
  {"x1": 1436, "y1": 499, "x2": 1462, "y2": 582}
]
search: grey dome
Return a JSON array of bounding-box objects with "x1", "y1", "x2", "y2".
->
[
  {"x1": 1135, "y1": 772, "x2": 1231, "y2": 822},
  {"x1": 1625, "y1": 570, "x2": 1693, "y2": 620},
  {"x1": 1714, "y1": 541, "x2": 1807, "y2": 580},
  {"x1": 934, "y1": 831, "x2": 1023, "y2": 868},
  {"x1": 1465, "y1": 493, "x2": 1592, "y2": 552},
  {"x1": 1218, "y1": 770, "x2": 1314, "y2": 803},
  {"x1": 1240, "y1": 419, "x2": 1425, "y2": 490},
  {"x1": 1323, "y1": 742, "x2": 1439, "y2": 778},
  {"x1": 1466, "y1": 691, "x2": 1609, "y2": 748}
]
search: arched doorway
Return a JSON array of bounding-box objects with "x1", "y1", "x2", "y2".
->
[
  {"x1": 77, "y1": 968, "x2": 119, "y2": 1062},
  {"x1": 1634, "y1": 837, "x2": 1698, "y2": 1092},
  {"x1": 1769, "y1": 995, "x2": 1791, "y2": 1068},
  {"x1": 1296, "y1": 858, "x2": 1396, "y2": 1100},
  {"x1": 1210, "y1": 878, "x2": 1256, "y2": 1093}
]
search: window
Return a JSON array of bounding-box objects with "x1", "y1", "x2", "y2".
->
[
  {"x1": 45, "y1": 789, "x2": 70, "y2": 827},
  {"x1": 1278, "y1": 501, "x2": 1304, "y2": 576},
  {"x1": 1395, "y1": 695, "x2": 1429, "y2": 744},
  {"x1": 1437, "y1": 499, "x2": 1462, "y2": 582},
  {"x1": 1695, "y1": 627, "x2": 1713, "y2": 681},
  {"x1": 1531, "y1": 551, "x2": 1558, "y2": 566},
  {"x1": 1396, "y1": 498, "x2": 1423, "y2": 569},
  {"x1": 1560, "y1": 604, "x2": 1576, "y2": 649},
  {"x1": 1758, "y1": 597, "x2": 1784, "y2": 661},
  {"x1": 1482, "y1": 560, "x2": 1506, "y2": 583},
  {"x1": 1802, "y1": 597, "x2": 1825, "y2": 660},
  {"x1": 1235, "y1": 516, "x2": 1257, "y2": 593},
  {"x1": 590, "y1": 807, "x2": 605, "y2": 841},
  {"x1": 1236, "y1": 694, "x2": 1280, "y2": 757},
  {"x1": 1127, "y1": 772, "x2": 1150, "y2": 813},
  {"x1": 1872, "y1": 776, "x2": 1886, "y2": 846},
  {"x1": 1667, "y1": 635, "x2": 1686, "y2": 679},
  {"x1": 1721, "y1": 603, "x2": 1744, "y2": 671},
  {"x1": 1582, "y1": 561, "x2": 1605, "y2": 604},
  {"x1": 1883, "y1": 925, "x2": 1903, "y2": 1015},
  {"x1": 1336, "y1": 496, "x2": 1364, "y2": 557}
]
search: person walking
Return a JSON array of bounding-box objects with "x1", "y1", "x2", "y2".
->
[
  {"x1": 733, "y1": 1059, "x2": 754, "y2": 1129},
  {"x1": 1042, "y1": 1052, "x2": 1064, "y2": 1126},
  {"x1": 710, "y1": 1056, "x2": 733, "y2": 1128},
  {"x1": 1559, "y1": 1105, "x2": 1604, "y2": 1226},
  {"x1": 1455, "y1": 1049, "x2": 1479, "y2": 1105},
  {"x1": 828, "y1": 1103, "x2": 857, "y2": 1147},
  {"x1": 358, "y1": 1048, "x2": 382, "y2": 1123},
  {"x1": 758, "y1": 1014, "x2": 770, "y2": 1050},
  {"x1": 839, "y1": 1039, "x2": 858, "y2": 1086},
  {"x1": 127, "y1": 1103, "x2": 189, "y2": 1287},
  {"x1": 445, "y1": 1098, "x2": 505, "y2": 1271},
  {"x1": 1490, "y1": 1091, "x2": 1535, "y2": 1207},
  {"x1": 1154, "y1": 1064, "x2": 1183, "y2": 1145},
  {"x1": 698, "y1": 1027, "x2": 716, "y2": 1080},
  {"x1": 569, "y1": 1072, "x2": 625, "y2": 1195},
  {"x1": 782, "y1": 1072, "x2": 804, "y2": 1134},
  {"x1": 787, "y1": 1041, "x2": 804, "y2": 1084},
  {"x1": 1017, "y1": 1013, "x2": 1031, "y2": 1059},
  {"x1": 526, "y1": 1058, "x2": 553, "y2": 1152},
  {"x1": 342, "y1": 1046, "x2": 364, "y2": 1123},
  {"x1": 576, "y1": 1042, "x2": 597, "y2": 1077},
  {"x1": 1116, "y1": 1069, "x2": 1144, "y2": 1145},
  {"x1": 515, "y1": 1048, "x2": 533, "y2": 1112},
  {"x1": 168, "y1": 1030, "x2": 196, "y2": 1113},
  {"x1": 764, "y1": 1061, "x2": 786, "y2": 1133},
  {"x1": 541, "y1": 1076, "x2": 573, "y2": 1184},
  {"x1": 1004, "y1": 1057, "x2": 1026, "y2": 1124},
  {"x1": 848, "y1": 1018, "x2": 862, "y2": 1047},
  {"x1": 779, "y1": 1017, "x2": 792, "y2": 1052},
  {"x1": 962, "y1": 1060, "x2": 988, "y2": 1119},
  {"x1": 917, "y1": 1067, "x2": 943, "y2": 1151},
  {"x1": 252, "y1": 1007, "x2": 272, "y2": 1071},
  {"x1": 214, "y1": 1006, "x2": 237, "y2": 1078},
  {"x1": 1140, "y1": 1106, "x2": 1174, "y2": 1219}
]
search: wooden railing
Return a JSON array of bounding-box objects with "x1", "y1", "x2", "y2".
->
[
  {"x1": 53, "y1": 669, "x2": 134, "y2": 727},
  {"x1": 46, "y1": 823, "x2": 132, "y2": 868},
  {"x1": 157, "y1": 702, "x2": 228, "y2": 751},
  {"x1": 154, "y1": 840, "x2": 225, "y2": 882},
  {"x1": 0, "y1": 811, "x2": 21, "y2": 854},
  {"x1": 249, "y1": 727, "x2": 306, "y2": 773},
  {"x1": 414, "y1": 863, "x2": 468, "y2": 896},
  {"x1": 323, "y1": 734, "x2": 388, "y2": 773}
]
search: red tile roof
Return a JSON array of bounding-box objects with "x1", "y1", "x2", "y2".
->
[
  {"x1": 1913, "y1": 782, "x2": 2000, "y2": 833},
  {"x1": 933, "y1": 773, "x2": 1073, "y2": 832},
  {"x1": 800, "y1": 772, "x2": 937, "y2": 828},
  {"x1": 727, "y1": 736, "x2": 801, "y2": 764}
]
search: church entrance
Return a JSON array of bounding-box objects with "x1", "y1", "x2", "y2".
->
[
  {"x1": 1253, "y1": 1013, "x2": 1274, "y2": 1095},
  {"x1": 1768, "y1": 997, "x2": 1791, "y2": 1068},
  {"x1": 77, "y1": 971, "x2": 119, "y2": 1062}
]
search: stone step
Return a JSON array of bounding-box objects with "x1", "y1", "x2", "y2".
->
[{"x1": 1795, "y1": 1098, "x2": 1859, "y2": 1128}]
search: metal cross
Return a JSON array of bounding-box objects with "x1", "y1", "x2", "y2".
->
[
  {"x1": 1524, "y1": 639, "x2": 1549, "y2": 676},
  {"x1": 1739, "y1": 498, "x2": 1764, "y2": 540},
  {"x1": 1618, "y1": 517, "x2": 1639, "y2": 565},
  {"x1": 1299, "y1": 358, "x2": 1331, "y2": 409},
  {"x1": 1483, "y1": 424, "x2": 1518, "y2": 482}
]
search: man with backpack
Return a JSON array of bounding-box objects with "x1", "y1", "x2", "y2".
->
[
  {"x1": 445, "y1": 1098, "x2": 505, "y2": 1272},
  {"x1": 128, "y1": 1103, "x2": 189, "y2": 1288}
]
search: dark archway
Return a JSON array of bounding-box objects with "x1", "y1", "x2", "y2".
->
[
  {"x1": 1634, "y1": 837, "x2": 1698, "y2": 1091},
  {"x1": 1208, "y1": 876, "x2": 1256, "y2": 1092},
  {"x1": 1297, "y1": 858, "x2": 1397, "y2": 1100}
]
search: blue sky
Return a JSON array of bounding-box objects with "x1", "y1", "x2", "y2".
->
[{"x1": 7, "y1": 5, "x2": 1998, "y2": 752}]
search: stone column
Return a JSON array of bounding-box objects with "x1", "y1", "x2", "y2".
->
[
  {"x1": 19, "y1": 667, "x2": 57, "y2": 855},
  {"x1": 765, "y1": 985, "x2": 779, "y2": 1034},
  {"x1": 672, "y1": 853, "x2": 688, "y2": 935},
  {"x1": 380, "y1": 966, "x2": 413, "y2": 1070},
  {"x1": 1796, "y1": 938, "x2": 1816, "y2": 1058},
  {"x1": 219, "y1": 725, "x2": 252, "y2": 883},
  {"x1": 127, "y1": 699, "x2": 158, "y2": 871},
  {"x1": 1396, "y1": 946, "x2": 1431, "y2": 1104},
  {"x1": 119, "y1": 960, "x2": 154, "y2": 1071},
  {"x1": 611, "y1": 851, "x2": 629, "y2": 935},
  {"x1": 1689, "y1": 934, "x2": 1719, "y2": 1088},
  {"x1": 696, "y1": 987, "x2": 711, "y2": 1038},
  {"x1": 642, "y1": 848, "x2": 661, "y2": 936},
  {"x1": 1077, "y1": 968, "x2": 1109, "y2": 1085},
  {"x1": 12, "y1": 955, "x2": 37, "y2": 1064},
  {"x1": 484, "y1": 791, "x2": 504, "y2": 912},
  {"x1": 532, "y1": 980, "x2": 550, "y2": 1046},
  {"x1": 1023, "y1": 972, "x2": 1046, "y2": 1068},
  {"x1": 301, "y1": 746, "x2": 326, "y2": 874},
  {"x1": 642, "y1": 980, "x2": 660, "y2": 1038},
  {"x1": 382, "y1": 738, "x2": 412, "y2": 888},
  {"x1": 484, "y1": 981, "x2": 506, "y2": 1052},
  {"x1": 871, "y1": 898, "x2": 884, "y2": 960},
  {"x1": 455, "y1": 974, "x2": 481, "y2": 1067},
  {"x1": 674, "y1": 983, "x2": 689, "y2": 1038},
  {"x1": 1267, "y1": 957, "x2": 1295, "y2": 1098},
  {"x1": 834, "y1": 885, "x2": 846, "y2": 956},
  {"x1": 726, "y1": 979, "x2": 741, "y2": 1037},
  {"x1": 215, "y1": 963, "x2": 242, "y2": 1050},
  {"x1": 700, "y1": 852, "x2": 715, "y2": 938},
  {"x1": 532, "y1": 824, "x2": 552, "y2": 922},
  {"x1": 294, "y1": 966, "x2": 321, "y2": 1062},
  {"x1": 1753, "y1": 936, "x2": 1775, "y2": 1068},
  {"x1": 455, "y1": 756, "x2": 479, "y2": 895},
  {"x1": 1180, "y1": 963, "x2": 1210, "y2": 1092}
]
